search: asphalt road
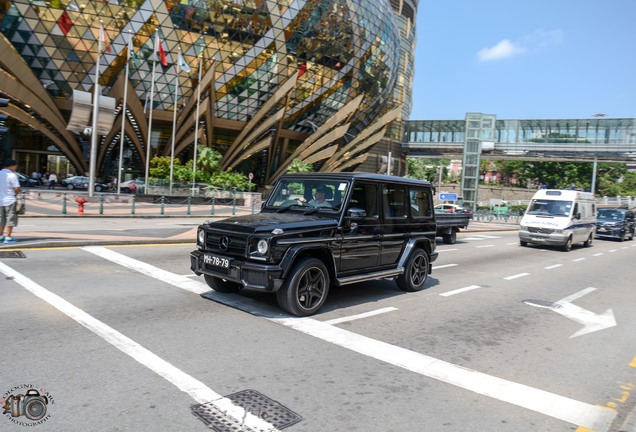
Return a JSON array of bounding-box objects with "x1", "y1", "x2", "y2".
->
[{"x1": 1, "y1": 232, "x2": 636, "y2": 432}]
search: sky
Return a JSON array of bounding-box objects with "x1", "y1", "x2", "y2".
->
[{"x1": 410, "y1": 0, "x2": 636, "y2": 121}]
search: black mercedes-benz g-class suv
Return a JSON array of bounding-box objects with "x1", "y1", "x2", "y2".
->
[{"x1": 191, "y1": 173, "x2": 438, "y2": 316}]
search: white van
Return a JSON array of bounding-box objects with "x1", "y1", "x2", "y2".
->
[{"x1": 519, "y1": 189, "x2": 596, "y2": 251}]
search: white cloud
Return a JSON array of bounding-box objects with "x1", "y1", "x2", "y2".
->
[
  {"x1": 477, "y1": 29, "x2": 564, "y2": 62},
  {"x1": 478, "y1": 39, "x2": 525, "y2": 62}
]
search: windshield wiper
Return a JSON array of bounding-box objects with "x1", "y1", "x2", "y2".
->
[
  {"x1": 304, "y1": 208, "x2": 319, "y2": 215},
  {"x1": 276, "y1": 205, "x2": 293, "y2": 213}
]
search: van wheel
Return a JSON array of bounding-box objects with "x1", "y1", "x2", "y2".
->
[
  {"x1": 397, "y1": 248, "x2": 429, "y2": 292},
  {"x1": 443, "y1": 230, "x2": 457, "y2": 244},
  {"x1": 277, "y1": 257, "x2": 329, "y2": 316},
  {"x1": 583, "y1": 233, "x2": 593, "y2": 247},
  {"x1": 204, "y1": 275, "x2": 241, "y2": 293},
  {"x1": 520, "y1": 241, "x2": 528, "y2": 247},
  {"x1": 562, "y1": 236, "x2": 573, "y2": 252}
]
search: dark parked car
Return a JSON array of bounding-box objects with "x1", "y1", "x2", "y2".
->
[
  {"x1": 596, "y1": 208, "x2": 635, "y2": 241},
  {"x1": 16, "y1": 172, "x2": 38, "y2": 187},
  {"x1": 60, "y1": 176, "x2": 107, "y2": 192},
  {"x1": 191, "y1": 173, "x2": 438, "y2": 316}
]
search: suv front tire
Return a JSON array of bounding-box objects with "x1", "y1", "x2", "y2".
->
[{"x1": 277, "y1": 257, "x2": 330, "y2": 316}]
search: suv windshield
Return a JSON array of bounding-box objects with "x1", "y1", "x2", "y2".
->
[
  {"x1": 527, "y1": 199, "x2": 572, "y2": 217},
  {"x1": 598, "y1": 209, "x2": 626, "y2": 220},
  {"x1": 266, "y1": 179, "x2": 349, "y2": 213}
]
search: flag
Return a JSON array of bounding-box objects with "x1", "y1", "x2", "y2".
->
[
  {"x1": 298, "y1": 62, "x2": 307, "y2": 77},
  {"x1": 177, "y1": 50, "x2": 191, "y2": 73},
  {"x1": 100, "y1": 24, "x2": 111, "y2": 53},
  {"x1": 155, "y1": 33, "x2": 168, "y2": 66},
  {"x1": 128, "y1": 36, "x2": 136, "y2": 60}
]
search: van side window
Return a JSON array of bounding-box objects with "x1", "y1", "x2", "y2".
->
[
  {"x1": 348, "y1": 182, "x2": 378, "y2": 218},
  {"x1": 383, "y1": 185, "x2": 406, "y2": 218},
  {"x1": 410, "y1": 187, "x2": 431, "y2": 218}
]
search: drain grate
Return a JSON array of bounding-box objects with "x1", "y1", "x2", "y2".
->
[
  {"x1": 191, "y1": 389, "x2": 302, "y2": 431},
  {"x1": 0, "y1": 251, "x2": 26, "y2": 258}
]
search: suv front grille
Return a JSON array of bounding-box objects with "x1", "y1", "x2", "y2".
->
[{"x1": 204, "y1": 231, "x2": 248, "y2": 258}]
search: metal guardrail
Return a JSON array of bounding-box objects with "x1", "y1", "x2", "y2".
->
[{"x1": 18, "y1": 191, "x2": 262, "y2": 216}]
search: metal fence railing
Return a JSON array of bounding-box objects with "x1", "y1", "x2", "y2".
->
[{"x1": 18, "y1": 190, "x2": 263, "y2": 217}]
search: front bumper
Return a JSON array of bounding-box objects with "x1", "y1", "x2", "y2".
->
[
  {"x1": 190, "y1": 250, "x2": 284, "y2": 292},
  {"x1": 595, "y1": 226, "x2": 624, "y2": 239},
  {"x1": 519, "y1": 230, "x2": 568, "y2": 246}
]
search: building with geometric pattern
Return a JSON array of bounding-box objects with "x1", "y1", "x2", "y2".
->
[{"x1": 0, "y1": 0, "x2": 414, "y2": 187}]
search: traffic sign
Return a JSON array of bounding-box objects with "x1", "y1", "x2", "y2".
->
[
  {"x1": 439, "y1": 193, "x2": 457, "y2": 201},
  {"x1": 248, "y1": 172, "x2": 254, "y2": 181}
]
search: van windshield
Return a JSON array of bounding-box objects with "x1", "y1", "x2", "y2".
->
[{"x1": 527, "y1": 199, "x2": 572, "y2": 217}]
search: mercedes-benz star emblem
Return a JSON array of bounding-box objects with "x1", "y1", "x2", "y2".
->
[{"x1": 219, "y1": 236, "x2": 230, "y2": 251}]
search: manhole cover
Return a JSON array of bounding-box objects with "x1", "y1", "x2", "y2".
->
[
  {"x1": 0, "y1": 251, "x2": 26, "y2": 258},
  {"x1": 191, "y1": 389, "x2": 302, "y2": 431}
]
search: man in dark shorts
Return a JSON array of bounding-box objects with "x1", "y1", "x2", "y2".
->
[{"x1": 0, "y1": 158, "x2": 21, "y2": 243}]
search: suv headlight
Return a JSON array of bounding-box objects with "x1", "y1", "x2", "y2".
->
[
  {"x1": 198, "y1": 229, "x2": 205, "y2": 246},
  {"x1": 520, "y1": 226, "x2": 528, "y2": 231},
  {"x1": 257, "y1": 239, "x2": 269, "y2": 255}
]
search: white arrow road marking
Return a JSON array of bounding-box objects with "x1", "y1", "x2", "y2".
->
[
  {"x1": 554, "y1": 287, "x2": 617, "y2": 338},
  {"x1": 526, "y1": 287, "x2": 616, "y2": 338}
]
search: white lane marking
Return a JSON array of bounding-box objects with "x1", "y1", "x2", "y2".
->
[
  {"x1": 572, "y1": 258, "x2": 586, "y2": 262},
  {"x1": 272, "y1": 317, "x2": 615, "y2": 431},
  {"x1": 544, "y1": 264, "x2": 563, "y2": 270},
  {"x1": 82, "y1": 247, "x2": 616, "y2": 430},
  {"x1": 462, "y1": 236, "x2": 489, "y2": 241},
  {"x1": 438, "y1": 248, "x2": 459, "y2": 252},
  {"x1": 324, "y1": 307, "x2": 398, "y2": 325},
  {"x1": 621, "y1": 246, "x2": 629, "y2": 249},
  {"x1": 609, "y1": 249, "x2": 617, "y2": 253},
  {"x1": 593, "y1": 253, "x2": 604, "y2": 256},
  {"x1": 475, "y1": 244, "x2": 495, "y2": 248},
  {"x1": 471, "y1": 235, "x2": 501, "y2": 239},
  {"x1": 504, "y1": 272, "x2": 530, "y2": 280},
  {"x1": 506, "y1": 242, "x2": 518, "y2": 245},
  {"x1": 439, "y1": 285, "x2": 482, "y2": 297},
  {"x1": 432, "y1": 264, "x2": 458, "y2": 270},
  {"x1": 0, "y1": 261, "x2": 278, "y2": 432}
]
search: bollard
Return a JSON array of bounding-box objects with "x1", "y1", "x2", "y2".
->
[
  {"x1": 210, "y1": 197, "x2": 215, "y2": 215},
  {"x1": 160, "y1": 196, "x2": 165, "y2": 215},
  {"x1": 99, "y1": 194, "x2": 104, "y2": 215},
  {"x1": 62, "y1": 193, "x2": 67, "y2": 215},
  {"x1": 232, "y1": 198, "x2": 236, "y2": 215},
  {"x1": 131, "y1": 195, "x2": 136, "y2": 215},
  {"x1": 187, "y1": 196, "x2": 191, "y2": 215},
  {"x1": 252, "y1": 200, "x2": 256, "y2": 214}
]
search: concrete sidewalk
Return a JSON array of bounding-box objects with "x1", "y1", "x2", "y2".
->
[{"x1": 0, "y1": 211, "x2": 518, "y2": 250}]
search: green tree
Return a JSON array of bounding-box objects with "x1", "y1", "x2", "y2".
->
[{"x1": 287, "y1": 159, "x2": 313, "y2": 173}]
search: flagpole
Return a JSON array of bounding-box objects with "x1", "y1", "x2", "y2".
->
[
  {"x1": 145, "y1": 34, "x2": 158, "y2": 194},
  {"x1": 89, "y1": 22, "x2": 104, "y2": 198},
  {"x1": 192, "y1": 54, "x2": 202, "y2": 196},
  {"x1": 170, "y1": 49, "x2": 181, "y2": 196},
  {"x1": 117, "y1": 30, "x2": 132, "y2": 195}
]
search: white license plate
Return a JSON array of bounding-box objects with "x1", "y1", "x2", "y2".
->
[{"x1": 203, "y1": 253, "x2": 230, "y2": 269}]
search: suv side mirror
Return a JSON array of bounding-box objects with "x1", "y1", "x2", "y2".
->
[
  {"x1": 575, "y1": 212, "x2": 581, "y2": 219},
  {"x1": 347, "y1": 208, "x2": 367, "y2": 219}
]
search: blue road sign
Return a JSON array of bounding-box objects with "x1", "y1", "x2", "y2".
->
[{"x1": 439, "y1": 193, "x2": 458, "y2": 201}]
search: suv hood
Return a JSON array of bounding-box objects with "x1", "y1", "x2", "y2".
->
[{"x1": 206, "y1": 212, "x2": 338, "y2": 233}]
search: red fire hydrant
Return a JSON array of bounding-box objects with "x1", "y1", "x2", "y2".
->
[{"x1": 75, "y1": 197, "x2": 88, "y2": 215}]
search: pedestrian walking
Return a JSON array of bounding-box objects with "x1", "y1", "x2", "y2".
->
[
  {"x1": 48, "y1": 171, "x2": 57, "y2": 189},
  {"x1": 0, "y1": 159, "x2": 21, "y2": 243},
  {"x1": 130, "y1": 178, "x2": 137, "y2": 194}
]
